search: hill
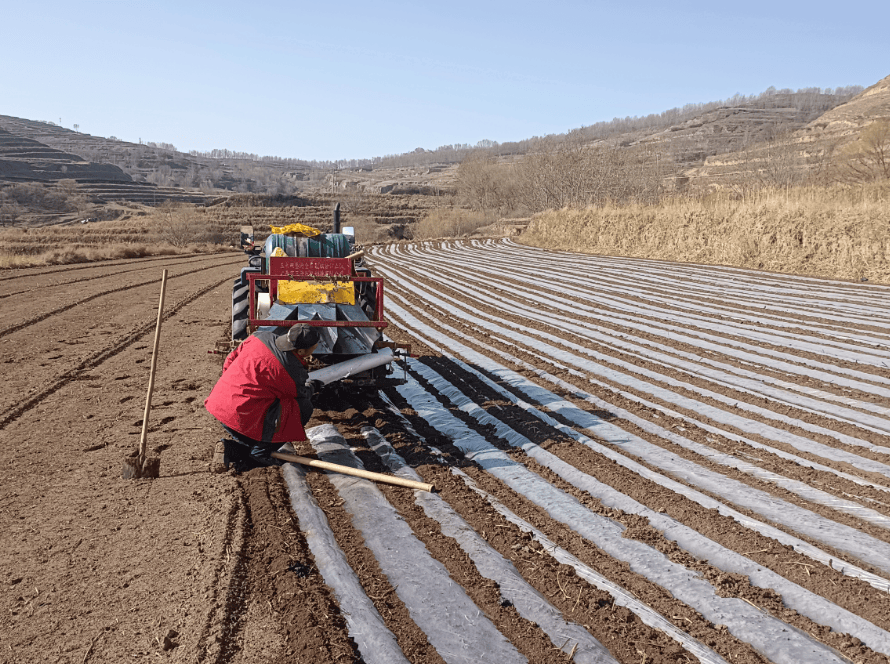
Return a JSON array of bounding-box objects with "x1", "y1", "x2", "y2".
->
[
  {"x1": 0, "y1": 118, "x2": 213, "y2": 224},
  {"x1": 806, "y1": 73, "x2": 890, "y2": 138},
  {"x1": 0, "y1": 114, "x2": 290, "y2": 208},
  {"x1": 0, "y1": 113, "x2": 451, "y2": 229},
  {"x1": 0, "y1": 128, "x2": 131, "y2": 184},
  {"x1": 687, "y1": 75, "x2": 890, "y2": 189},
  {"x1": 329, "y1": 87, "x2": 867, "y2": 201},
  {"x1": 1, "y1": 80, "x2": 882, "y2": 228}
]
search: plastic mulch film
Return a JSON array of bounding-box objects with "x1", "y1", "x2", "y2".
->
[
  {"x1": 395, "y1": 374, "x2": 855, "y2": 664},
  {"x1": 306, "y1": 424, "x2": 527, "y2": 664},
  {"x1": 280, "y1": 459, "x2": 409, "y2": 664},
  {"x1": 360, "y1": 425, "x2": 619, "y2": 664},
  {"x1": 382, "y1": 295, "x2": 890, "y2": 591}
]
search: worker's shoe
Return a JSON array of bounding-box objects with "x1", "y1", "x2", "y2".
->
[
  {"x1": 210, "y1": 439, "x2": 252, "y2": 473},
  {"x1": 247, "y1": 446, "x2": 285, "y2": 468},
  {"x1": 210, "y1": 440, "x2": 229, "y2": 474},
  {"x1": 211, "y1": 439, "x2": 284, "y2": 472}
]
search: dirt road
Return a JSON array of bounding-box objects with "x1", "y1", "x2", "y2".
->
[{"x1": 1, "y1": 240, "x2": 889, "y2": 664}]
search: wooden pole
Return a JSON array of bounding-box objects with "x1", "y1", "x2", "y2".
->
[
  {"x1": 139, "y1": 269, "x2": 168, "y2": 458},
  {"x1": 271, "y1": 451, "x2": 434, "y2": 492},
  {"x1": 122, "y1": 270, "x2": 168, "y2": 479},
  {"x1": 345, "y1": 250, "x2": 365, "y2": 261}
]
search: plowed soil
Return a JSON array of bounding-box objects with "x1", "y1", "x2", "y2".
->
[{"x1": 2, "y1": 240, "x2": 889, "y2": 664}]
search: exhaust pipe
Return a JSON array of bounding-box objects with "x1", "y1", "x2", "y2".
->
[{"x1": 333, "y1": 202, "x2": 341, "y2": 234}]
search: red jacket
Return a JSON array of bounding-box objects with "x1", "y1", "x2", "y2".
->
[{"x1": 205, "y1": 330, "x2": 313, "y2": 442}]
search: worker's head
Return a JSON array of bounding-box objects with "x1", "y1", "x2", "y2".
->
[{"x1": 275, "y1": 324, "x2": 321, "y2": 356}]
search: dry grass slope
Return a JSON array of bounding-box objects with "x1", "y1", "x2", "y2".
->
[
  {"x1": 0, "y1": 194, "x2": 435, "y2": 268},
  {"x1": 519, "y1": 182, "x2": 890, "y2": 284},
  {"x1": 412, "y1": 209, "x2": 497, "y2": 239},
  {"x1": 0, "y1": 204, "x2": 237, "y2": 268}
]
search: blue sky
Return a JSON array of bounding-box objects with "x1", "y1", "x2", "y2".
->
[{"x1": 3, "y1": 1, "x2": 888, "y2": 162}]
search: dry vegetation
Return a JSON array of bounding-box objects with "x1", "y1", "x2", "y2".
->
[
  {"x1": 834, "y1": 118, "x2": 890, "y2": 184},
  {"x1": 0, "y1": 203, "x2": 237, "y2": 268},
  {"x1": 0, "y1": 180, "x2": 89, "y2": 224},
  {"x1": 519, "y1": 182, "x2": 890, "y2": 283},
  {"x1": 411, "y1": 208, "x2": 496, "y2": 239},
  {"x1": 454, "y1": 107, "x2": 890, "y2": 284},
  {"x1": 0, "y1": 241, "x2": 217, "y2": 269},
  {"x1": 0, "y1": 194, "x2": 436, "y2": 268},
  {"x1": 456, "y1": 140, "x2": 667, "y2": 215}
]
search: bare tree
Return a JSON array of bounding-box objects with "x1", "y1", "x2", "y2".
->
[
  {"x1": 511, "y1": 137, "x2": 667, "y2": 212},
  {"x1": 57, "y1": 178, "x2": 78, "y2": 199},
  {"x1": 836, "y1": 119, "x2": 890, "y2": 183},
  {"x1": 0, "y1": 198, "x2": 23, "y2": 225},
  {"x1": 158, "y1": 202, "x2": 199, "y2": 246},
  {"x1": 757, "y1": 135, "x2": 805, "y2": 188},
  {"x1": 457, "y1": 152, "x2": 512, "y2": 211}
]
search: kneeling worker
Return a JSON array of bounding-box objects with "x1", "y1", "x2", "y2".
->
[{"x1": 205, "y1": 324, "x2": 323, "y2": 469}]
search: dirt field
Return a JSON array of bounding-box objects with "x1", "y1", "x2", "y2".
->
[{"x1": 1, "y1": 241, "x2": 889, "y2": 664}]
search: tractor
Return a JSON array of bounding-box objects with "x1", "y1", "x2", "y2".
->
[{"x1": 231, "y1": 204, "x2": 407, "y2": 386}]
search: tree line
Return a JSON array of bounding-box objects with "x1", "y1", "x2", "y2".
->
[
  {"x1": 455, "y1": 115, "x2": 890, "y2": 216},
  {"x1": 7, "y1": 83, "x2": 867, "y2": 202},
  {"x1": 177, "y1": 85, "x2": 866, "y2": 173}
]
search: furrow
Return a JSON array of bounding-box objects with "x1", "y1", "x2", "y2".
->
[{"x1": 0, "y1": 274, "x2": 233, "y2": 431}]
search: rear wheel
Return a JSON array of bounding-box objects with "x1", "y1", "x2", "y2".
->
[
  {"x1": 355, "y1": 269, "x2": 377, "y2": 319},
  {"x1": 232, "y1": 279, "x2": 249, "y2": 343},
  {"x1": 358, "y1": 284, "x2": 377, "y2": 319}
]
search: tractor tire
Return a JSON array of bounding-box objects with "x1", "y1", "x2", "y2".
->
[
  {"x1": 232, "y1": 279, "x2": 249, "y2": 343},
  {"x1": 358, "y1": 282, "x2": 378, "y2": 320}
]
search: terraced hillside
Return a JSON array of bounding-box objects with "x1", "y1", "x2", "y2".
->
[
  {"x1": 1, "y1": 240, "x2": 888, "y2": 664},
  {"x1": 209, "y1": 193, "x2": 439, "y2": 239},
  {"x1": 633, "y1": 92, "x2": 848, "y2": 167},
  {"x1": 0, "y1": 128, "x2": 131, "y2": 183},
  {"x1": 5, "y1": 81, "x2": 868, "y2": 216},
  {"x1": 0, "y1": 114, "x2": 441, "y2": 228},
  {"x1": 0, "y1": 127, "x2": 212, "y2": 219},
  {"x1": 0, "y1": 114, "x2": 304, "y2": 197},
  {"x1": 691, "y1": 74, "x2": 890, "y2": 187},
  {"x1": 0, "y1": 117, "x2": 217, "y2": 213},
  {"x1": 805, "y1": 74, "x2": 890, "y2": 143},
  {"x1": 0, "y1": 114, "x2": 209, "y2": 184}
]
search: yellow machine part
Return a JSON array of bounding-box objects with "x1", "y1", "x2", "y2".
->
[
  {"x1": 269, "y1": 223, "x2": 322, "y2": 237},
  {"x1": 278, "y1": 280, "x2": 355, "y2": 305}
]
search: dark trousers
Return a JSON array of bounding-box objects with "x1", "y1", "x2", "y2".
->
[{"x1": 221, "y1": 424, "x2": 281, "y2": 459}]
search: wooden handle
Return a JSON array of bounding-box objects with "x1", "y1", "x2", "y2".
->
[
  {"x1": 345, "y1": 250, "x2": 365, "y2": 261},
  {"x1": 138, "y1": 270, "x2": 168, "y2": 460},
  {"x1": 271, "y1": 452, "x2": 434, "y2": 492}
]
